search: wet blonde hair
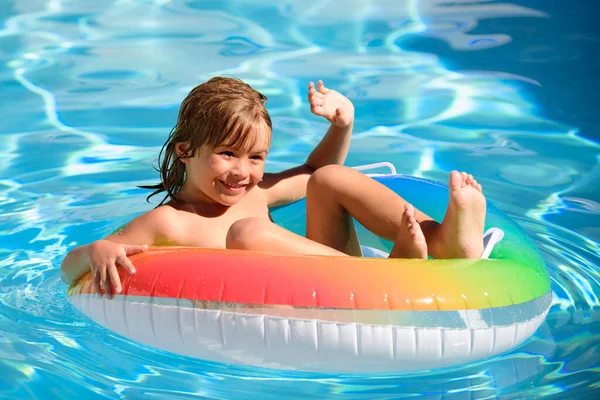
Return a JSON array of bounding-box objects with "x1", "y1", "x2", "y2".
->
[{"x1": 143, "y1": 77, "x2": 272, "y2": 205}]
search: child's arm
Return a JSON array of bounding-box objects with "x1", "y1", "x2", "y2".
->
[
  {"x1": 60, "y1": 240, "x2": 147, "y2": 292},
  {"x1": 60, "y1": 207, "x2": 174, "y2": 294},
  {"x1": 262, "y1": 80, "x2": 354, "y2": 207},
  {"x1": 304, "y1": 80, "x2": 354, "y2": 168}
]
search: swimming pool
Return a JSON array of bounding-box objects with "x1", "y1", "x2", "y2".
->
[{"x1": 1, "y1": 0, "x2": 598, "y2": 398}]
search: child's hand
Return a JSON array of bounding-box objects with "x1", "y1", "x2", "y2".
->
[
  {"x1": 308, "y1": 80, "x2": 354, "y2": 128},
  {"x1": 87, "y1": 240, "x2": 148, "y2": 297}
]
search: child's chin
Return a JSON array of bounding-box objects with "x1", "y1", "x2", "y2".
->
[{"x1": 216, "y1": 194, "x2": 243, "y2": 206}]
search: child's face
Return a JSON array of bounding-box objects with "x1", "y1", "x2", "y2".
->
[{"x1": 184, "y1": 127, "x2": 271, "y2": 206}]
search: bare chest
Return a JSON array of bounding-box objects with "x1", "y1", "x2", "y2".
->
[{"x1": 166, "y1": 195, "x2": 271, "y2": 248}]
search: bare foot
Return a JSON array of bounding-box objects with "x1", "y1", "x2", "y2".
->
[
  {"x1": 430, "y1": 171, "x2": 486, "y2": 258},
  {"x1": 389, "y1": 204, "x2": 428, "y2": 259}
]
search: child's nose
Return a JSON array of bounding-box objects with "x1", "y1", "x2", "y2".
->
[{"x1": 231, "y1": 158, "x2": 249, "y2": 176}]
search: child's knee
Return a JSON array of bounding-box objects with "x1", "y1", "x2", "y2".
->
[
  {"x1": 308, "y1": 164, "x2": 346, "y2": 191},
  {"x1": 226, "y1": 217, "x2": 271, "y2": 249}
]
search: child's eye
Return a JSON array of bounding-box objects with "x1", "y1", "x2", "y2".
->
[
  {"x1": 250, "y1": 155, "x2": 264, "y2": 161},
  {"x1": 219, "y1": 151, "x2": 235, "y2": 158}
]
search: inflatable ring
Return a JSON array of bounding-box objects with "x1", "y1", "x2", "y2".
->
[{"x1": 67, "y1": 171, "x2": 551, "y2": 373}]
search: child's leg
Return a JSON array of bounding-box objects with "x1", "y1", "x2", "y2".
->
[
  {"x1": 226, "y1": 211, "x2": 426, "y2": 259},
  {"x1": 226, "y1": 217, "x2": 348, "y2": 256},
  {"x1": 305, "y1": 164, "x2": 423, "y2": 257},
  {"x1": 305, "y1": 165, "x2": 485, "y2": 259}
]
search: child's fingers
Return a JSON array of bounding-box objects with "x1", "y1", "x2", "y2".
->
[
  {"x1": 334, "y1": 108, "x2": 352, "y2": 127},
  {"x1": 307, "y1": 82, "x2": 316, "y2": 101},
  {"x1": 335, "y1": 107, "x2": 346, "y2": 123},
  {"x1": 124, "y1": 244, "x2": 148, "y2": 256},
  {"x1": 310, "y1": 104, "x2": 324, "y2": 115},
  {"x1": 107, "y1": 263, "x2": 122, "y2": 294},
  {"x1": 308, "y1": 87, "x2": 321, "y2": 100},
  {"x1": 309, "y1": 94, "x2": 323, "y2": 107},
  {"x1": 117, "y1": 254, "x2": 137, "y2": 275},
  {"x1": 92, "y1": 271, "x2": 102, "y2": 296},
  {"x1": 317, "y1": 80, "x2": 328, "y2": 94},
  {"x1": 100, "y1": 267, "x2": 112, "y2": 298}
]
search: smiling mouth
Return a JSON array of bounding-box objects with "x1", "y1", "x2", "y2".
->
[{"x1": 219, "y1": 180, "x2": 247, "y2": 191}]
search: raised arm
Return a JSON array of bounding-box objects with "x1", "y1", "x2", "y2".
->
[
  {"x1": 262, "y1": 80, "x2": 355, "y2": 207},
  {"x1": 305, "y1": 80, "x2": 354, "y2": 168}
]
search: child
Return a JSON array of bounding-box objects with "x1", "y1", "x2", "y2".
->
[{"x1": 60, "y1": 77, "x2": 486, "y2": 297}]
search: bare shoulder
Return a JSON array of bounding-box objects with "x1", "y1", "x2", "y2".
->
[
  {"x1": 130, "y1": 205, "x2": 180, "y2": 228},
  {"x1": 106, "y1": 205, "x2": 182, "y2": 245},
  {"x1": 142, "y1": 205, "x2": 189, "y2": 241},
  {"x1": 145, "y1": 204, "x2": 180, "y2": 223}
]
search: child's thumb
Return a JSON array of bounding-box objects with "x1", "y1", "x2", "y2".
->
[{"x1": 124, "y1": 244, "x2": 149, "y2": 256}]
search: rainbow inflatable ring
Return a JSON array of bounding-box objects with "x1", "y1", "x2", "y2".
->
[{"x1": 68, "y1": 165, "x2": 552, "y2": 373}]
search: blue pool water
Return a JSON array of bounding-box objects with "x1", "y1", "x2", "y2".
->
[{"x1": 1, "y1": 0, "x2": 599, "y2": 398}]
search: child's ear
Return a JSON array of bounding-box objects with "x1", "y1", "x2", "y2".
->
[{"x1": 175, "y1": 142, "x2": 192, "y2": 161}]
